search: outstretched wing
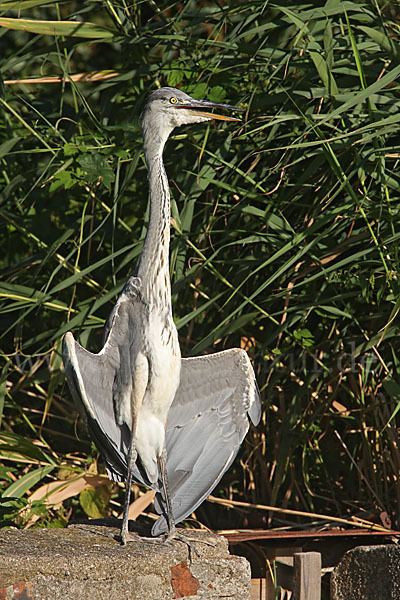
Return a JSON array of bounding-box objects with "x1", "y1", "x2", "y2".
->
[
  {"x1": 62, "y1": 277, "x2": 150, "y2": 486},
  {"x1": 152, "y1": 347, "x2": 261, "y2": 536}
]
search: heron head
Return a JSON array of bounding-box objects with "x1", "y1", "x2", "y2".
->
[{"x1": 142, "y1": 87, "x2": 242, "y2": 136}]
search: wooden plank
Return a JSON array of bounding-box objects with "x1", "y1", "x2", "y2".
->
[
  {"x1": 251, "y1": 578, "x2": 264, "y2": 600},
  {"x1": 293, "y1": 552, "x2": 321, "y2": 600},
  {"x1": 222, "y1": 528, "x2": 400, "y2": 543},
  {"x1": 250, "y1": 577, "x2": 276, "y2": 600},
  {"x1": 265, "y1": 545, "x2": 303, "y2": 565}
]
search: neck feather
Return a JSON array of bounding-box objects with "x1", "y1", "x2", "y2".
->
[{"x1": 137, "y1": 121, "x2": 173, "y2": 307}]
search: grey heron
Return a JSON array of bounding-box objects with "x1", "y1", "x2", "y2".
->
[{"x1": 62, "y1": 87, "x2": 261, "y2": 544}]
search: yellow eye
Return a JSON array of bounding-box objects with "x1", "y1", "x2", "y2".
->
[{"x1": 170, "y1": 97, "x2": 178, "y2": 104}]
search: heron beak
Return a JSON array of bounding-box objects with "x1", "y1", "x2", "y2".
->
[{"x1": 175, "y1": 99, "x2": 243, "y2": 122}]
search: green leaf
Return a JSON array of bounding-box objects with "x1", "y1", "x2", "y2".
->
[
  {"x1": 315, "y1": 305, "x2": 352, "y2": 319},
  {"x1": 0, "y1": 432, "x2": 55, "y2": 466},
  {"x1": 0, "y1": 465, "x2": 16, "y2": 483},
  {"x1": 2, "y1": 466, "x2": 54, "y2": 498},
  {"x1": 167, "y1": 70, "x2": 184, "y2": 87},
  {"x1": 0, "y1": 137, "x2": 23, "y2": 159},
  {"x1": 208, "y1": 86, "x2": 226, "y2": 102},
  {"x1": 49, "y1": 170, "x2": 77, "y2": 193},
  {"x1": 0, "y1": 362, "x2": 8, "y2": 428},
  {"x1": 78, "y1": 154, "x2": 115, "y2": 190},
  {"x1": 358, "y1": 25, "x2": 400, "y2": 61},
  {"x1": 0, "y1": 496, "x2": 28, "y2": 525},
  {"x1": 63, "y1": 143, "x2": 79, "y2": 157},
  {"x1": 79, "y1": 485, "x2": 111, "y2": 518},
  {"x1": 309, "y1": 49, "x2": 338, "y2": 95},
  {"x1": 0, "y1": 0, "x2": 61, "y2": 10},
  {"x1": 0, "y1": 17, "x2": 116, "y2": 39},
  {"x1": 293, "y1": 328, "x2": 314, "y2": 341},
  {"x1": 317, "y1": 62, "x2": 400, "y2": 126}
]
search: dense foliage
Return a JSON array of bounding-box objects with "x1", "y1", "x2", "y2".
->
[{"x1": 1, "y1": 0, "x2": 400, "y2": 541}]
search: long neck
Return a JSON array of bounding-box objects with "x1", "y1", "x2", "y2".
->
[{"x1": 137, "y1": 123, "x2": 172, "y2": 309}]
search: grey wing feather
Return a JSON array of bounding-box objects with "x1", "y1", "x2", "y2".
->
[
  {"x1": 152, "y1": 348, "x2": 261, "y2": 536},
  {"x1": 62, "y1": 277, "x2": 150, "y2": 487}
]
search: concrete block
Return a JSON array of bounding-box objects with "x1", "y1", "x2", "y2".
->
[
  {"x1": 0, "y1": 524, "x2": 250, "y2": 599},
  {"x1": 331, "y1": 544, "x2": 400, "y2": 600}
]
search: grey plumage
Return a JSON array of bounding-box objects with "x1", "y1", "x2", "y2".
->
[{"x1": 62, "y1": 87, "x2": 261, "y2": 541}]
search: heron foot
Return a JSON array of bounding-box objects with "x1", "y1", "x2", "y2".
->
[
  {"x1": 117, "y1": 531, "x2": 160, "y2": 546},
  {"x1": 167, "y1": 532, "x2": 201, "y2": 558},
  {"x1": 118, "y1": 528, "x2": 215, "y2": 561},
  {"x1": 119, "y1": 527, "x2": 131, "y2": 546}
]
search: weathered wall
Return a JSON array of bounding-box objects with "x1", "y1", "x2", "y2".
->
[
  {"x1": 0, "y1": 525, "x2": 250, "y2": 600},
  {"x1": 331, "y1": 544, "x2": 400, "y2": 600}
]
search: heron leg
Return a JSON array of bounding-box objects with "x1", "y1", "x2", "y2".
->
[
  {"x1": 120, "y1": 431, "x2": 137, "y2": 545},
  {"x1": 158, "y1": 447, "x2": 176, "y2": 537},
  {"x1": 158, "y1": 449, "x2": 200, "y2": 558}
]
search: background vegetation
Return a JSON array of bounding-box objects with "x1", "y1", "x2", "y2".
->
[{"x1": 1, "y1": 0, "x2": 400, "y2": 552}]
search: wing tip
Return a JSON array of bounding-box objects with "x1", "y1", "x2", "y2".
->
[
  {"x1": 62, "y1": 331, "x2": 75, "y2": 366},
  {"x1": 249, "y1": 379, "x2": 262, "y2": 426},
  {"x1": 234, "y1": 347, "x2": 262, "y2": 426}
]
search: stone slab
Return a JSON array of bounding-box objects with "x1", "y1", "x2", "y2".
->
[
  {"x1": 0, "y1": 524, "x2": 250, "y2": 599},
  {"x1": 331, "y1": 544, "x2": 400, "y2": 600}
]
